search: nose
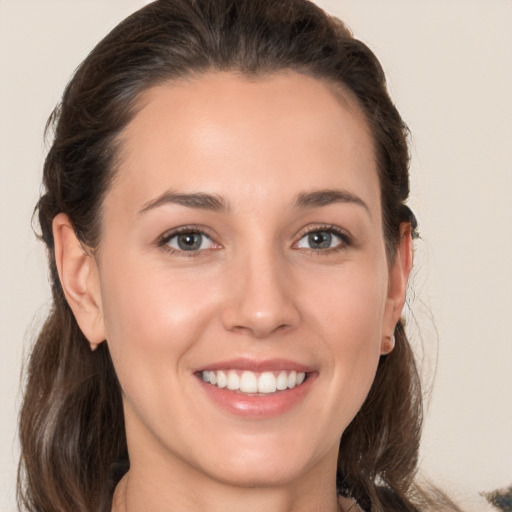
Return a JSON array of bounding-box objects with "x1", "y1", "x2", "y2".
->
[{"x1": 220, "y1": 251, "x2": 301, "y2": 338}]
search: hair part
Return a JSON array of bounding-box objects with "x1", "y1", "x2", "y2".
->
[{"x1": 19, "y1": 1, "x2": 443, "y2": 511}]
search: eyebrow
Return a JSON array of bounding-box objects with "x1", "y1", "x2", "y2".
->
[
  {"x1": 294, "y1": 189, "x2": 370, "y2": 216},
  {"x1": 138, "y1": 191, "x2": 229, "y2": 215},
  {"x1": 138, "y1": 188, "x2": 369, "y2": 217}
]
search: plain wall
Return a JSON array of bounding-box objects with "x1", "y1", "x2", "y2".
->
[{"x1": 1, "y1": 1, "x2": 510, "y2": 510}]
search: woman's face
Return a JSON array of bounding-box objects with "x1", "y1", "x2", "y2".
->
[{"x1": 89, "y1": 72, "x2": 407, "y2": 489}]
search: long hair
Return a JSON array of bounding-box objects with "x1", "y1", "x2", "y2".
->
[{"x1": 18, "y1": 1, "x2": 456, "y2": 511}]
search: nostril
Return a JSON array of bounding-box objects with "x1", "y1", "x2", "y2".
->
[
  {"x1": 219, "y1": 264, "x2": 301, "y2": 336},
  {"x1": 227, "y1": 320, "x2": 297, "y2": 338},
  {"x1": 222, "y1": 299, "x2": 301, "y2": 335}
]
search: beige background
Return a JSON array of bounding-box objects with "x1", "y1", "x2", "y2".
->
[{"x1": 1, "y1": 1, "x2": 510, "y2": 510}]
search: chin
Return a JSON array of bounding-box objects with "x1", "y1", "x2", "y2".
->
[
  {"x1": 203, "y1": 460, "x2": 307, "y2": 489},
  {"x1": 191, "y1": 434, "x2": 333, "y2": 490}
]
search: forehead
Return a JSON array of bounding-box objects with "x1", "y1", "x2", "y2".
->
[{"x1": 112, "y1": 71, "x2": 379, "y2": 216}]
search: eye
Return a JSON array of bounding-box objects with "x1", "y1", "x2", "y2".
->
[
  {"x1": 163, "y1": 231, "x2": 216, "y2": 252},
  {"x1": 295, "y1": 228, "x2": 348, "y2": 251}
]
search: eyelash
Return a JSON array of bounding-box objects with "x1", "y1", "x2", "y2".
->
[
  {"x1": 294, "y1": 224, "x2": 353, "y2": 254},
  {"x1": 157, "y1": 226, "x2": 217, "y2": 257},
  {"x1": 156, "y1": 224, "x2": 353, "y2": 256}
]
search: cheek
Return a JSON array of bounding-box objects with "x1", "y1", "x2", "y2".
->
[
  {"x1": 306, "y1": 261, "x2": 388, "y2": 345},
  {"x1": 98, "y1": 256, "x2": 220, "y2": 379},
  {"x1": 302, "y1": 261, "x2": 388, "y2": 410},
  {"x1": 97, "y1": 259, "x2": 226, "y2": 443}
]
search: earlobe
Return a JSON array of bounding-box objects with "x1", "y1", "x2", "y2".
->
[
  {"x1": 381, "y1": 222, "x2": 414, "y2": 354},
  {"x1": 53, "y1": 213, "x2": 106, "y2": 350},
  {"x1": 380, "y1": 333, "x2": 396, "y2": 355}
]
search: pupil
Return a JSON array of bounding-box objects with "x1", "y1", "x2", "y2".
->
[
  {"x1": 309, "y1": 232, "x2": 331, "y2": 248},
  {"x1": 178, "y1": 233, "x2": 201, "y2": 250}
]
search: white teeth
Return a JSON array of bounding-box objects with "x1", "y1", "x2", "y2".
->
[
  {"x1": 258, "y1": 372, "x2": 277, "y2": 393},
  {"x1": 240, "y1": 371, "x2": 258, "y2": 393},
  {"x1": 201, "y1": 369, "x2": 307, "y2": 394},
  {"x1": 276, "y1": 371, "x2": 288, "y2": 391},
  {"x1": 227, "y1": 370, "x2": 240, "y2": 390},
  {"x1": 217, "y1": 370, "x2": 227, "y2": 388}
]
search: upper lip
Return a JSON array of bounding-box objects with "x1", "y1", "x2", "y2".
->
[{"x1": 195, "y1": 357, "x2": 315, "y2": 373}]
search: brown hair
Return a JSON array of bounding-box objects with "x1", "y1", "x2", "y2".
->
[{"x1": 18, "y1": 1, "x2": 457, "y2": 511}]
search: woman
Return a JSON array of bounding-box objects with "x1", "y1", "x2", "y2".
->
[{"x1": 17, "y1": 1, "x2": 462, "y2": 511}]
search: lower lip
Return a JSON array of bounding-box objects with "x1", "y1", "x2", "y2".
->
[{"x1": 197, "y1": 374, "x2": 316, "y2": 419}]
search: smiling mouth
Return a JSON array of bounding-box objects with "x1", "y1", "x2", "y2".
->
[{"x1": 200, "y1": 369, "x2": 307, "y2": 395}]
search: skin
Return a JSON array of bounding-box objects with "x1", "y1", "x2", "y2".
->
[{"x1": 53, "y1": 71, "x2": 412, "y2": 512}]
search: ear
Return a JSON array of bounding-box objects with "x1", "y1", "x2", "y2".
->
[
  {"x1": 53, "y1": 213, "x2": 106, "y2": 350},
  {"x1": 381, "y1": 222, "x2": 414, "y2": 355}
]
